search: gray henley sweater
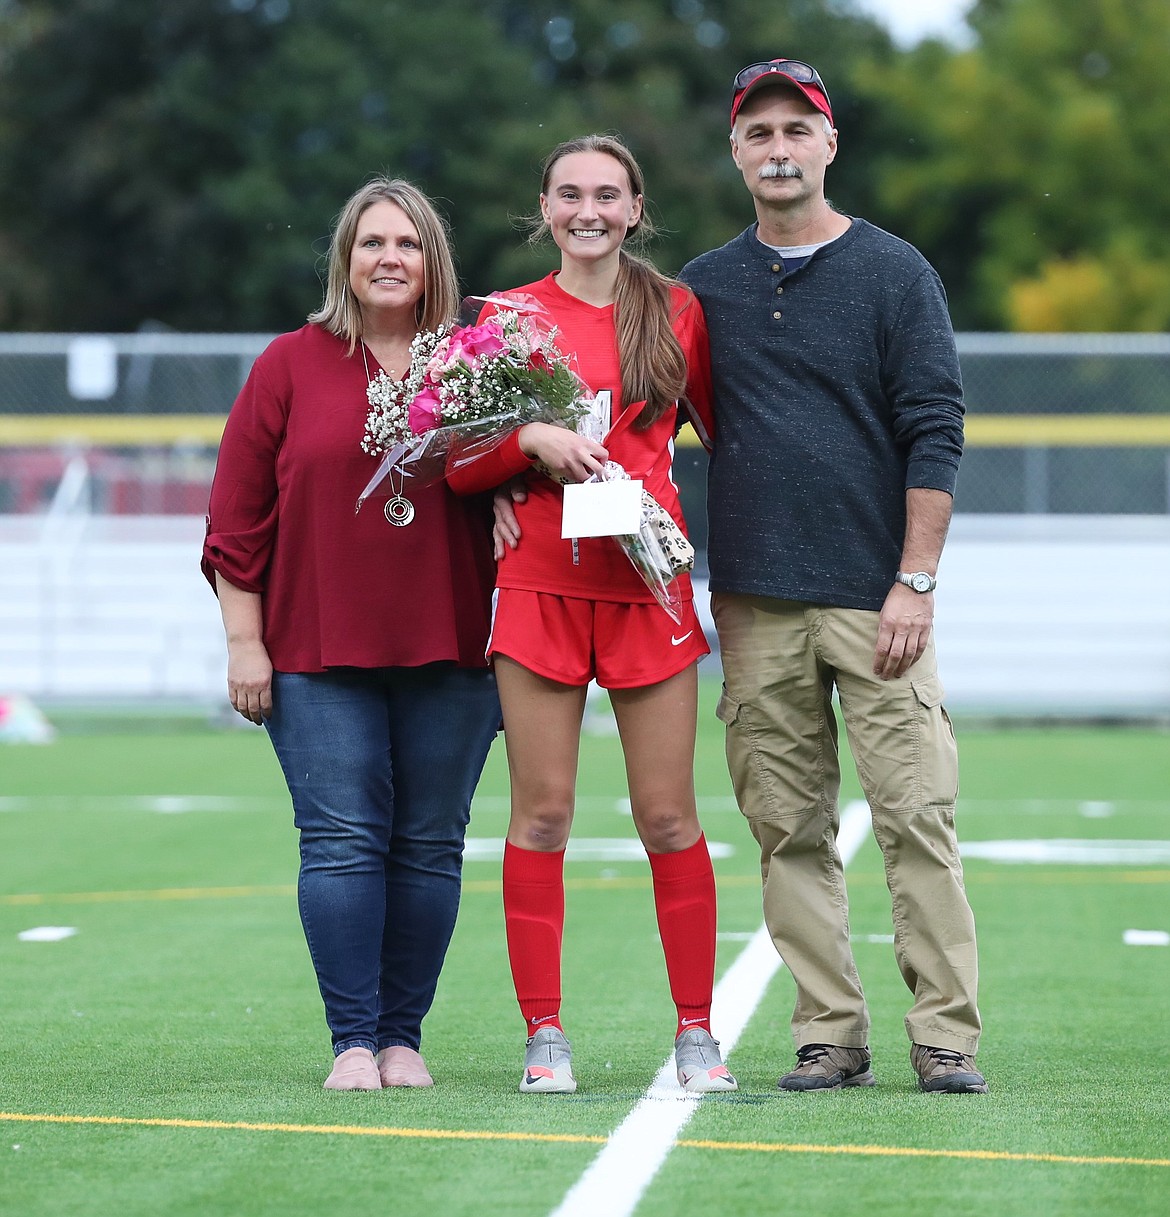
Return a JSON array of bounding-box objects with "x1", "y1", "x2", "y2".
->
[{"x1": 680, "y1": 217, "x2": 964, "y2": 611}]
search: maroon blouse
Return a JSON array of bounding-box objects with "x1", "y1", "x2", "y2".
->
[{"x1": 202, "y1": 324, "x2": 495, "y2": 672}]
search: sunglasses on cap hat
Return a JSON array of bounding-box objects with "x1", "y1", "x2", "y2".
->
[{"x1": 730, "y1": 59, "x2": 833, "y2": 126}]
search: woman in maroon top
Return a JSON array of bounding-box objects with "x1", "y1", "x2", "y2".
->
[{"x1": 203, "y1": 178, "x2": 500, "y2": 1091}]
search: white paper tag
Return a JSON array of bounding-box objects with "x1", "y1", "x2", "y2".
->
[{"x1": 561, "y1": 479, "x2": 642, "y2": 538}]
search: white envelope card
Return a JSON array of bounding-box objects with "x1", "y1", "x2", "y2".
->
[{"x1": 561, "y1": 478, "x2": 642, "y2": 538}]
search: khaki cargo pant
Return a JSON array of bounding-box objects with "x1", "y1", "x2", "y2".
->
[{"x1": 712, "y1": 592, "x2": 981, "y2": 1055}]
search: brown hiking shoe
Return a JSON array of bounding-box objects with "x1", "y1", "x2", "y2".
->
[
  {"x1": 911, "y1": 1044, "x2": 988, "y2": 1094},
  {"x1": 778, "y1": 1043, "x2": 875, "y2": 1091}
]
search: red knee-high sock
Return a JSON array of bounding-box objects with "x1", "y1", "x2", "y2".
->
[
  {"x1": 648, "y1": 833, "x2": 717, "y2": 1039},
  {"x1": 502, "y1": 841, "x2": 566, "y2": 1036}
]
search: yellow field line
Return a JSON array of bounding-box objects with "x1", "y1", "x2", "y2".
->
[
  {"x1": 0, "y1": 879, "x2": 663, "y2": 906},
  {"x1": 675, "y1": 1135, "x2": 1170, "y2": 1168},
  {"x1": 966, "y1": 869, "x2": 1170, "y2": 885},
  {"x1": 4, "y1": 869, "x2": 1166, "y2": 907},
  {"x1": 1, "y1": 1112, "x2": 1165, "y2": 1168},
  {"x1": 0, "y1": 879, "x2": 639, "y2": 905},
  {"x1": 3, "y1": 414, "x2": 1170, "y2": 447},
  {"x1": 0, "y1": 884, "x2": 296, "y2": 906},
  {"x1": 0, "y1": 1111, "x2": 603, "y2": 1146}
]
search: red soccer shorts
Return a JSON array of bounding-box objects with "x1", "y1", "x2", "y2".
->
[{"x1": 488, "y1": 588, "x2": 710, "y2": 689}]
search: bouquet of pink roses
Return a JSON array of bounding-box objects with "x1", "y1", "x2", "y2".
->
[
  {"x1": 356, "y1": 295, "x2": 591, "y2": 512},
  {"x1": 355, "y1": 294, "x2": 695, "y2": 623}
]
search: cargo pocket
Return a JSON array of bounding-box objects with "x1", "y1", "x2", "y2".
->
[
  {"x1": 713, "y1": 685, "x2": 779, "y2": 823},
  {"x1": 910, "y1": 673, "x2": 959, "y2": 805}
]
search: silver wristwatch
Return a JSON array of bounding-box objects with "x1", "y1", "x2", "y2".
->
[{"x1": 895, "y1": 571, "x2": 937, "y2": 594}]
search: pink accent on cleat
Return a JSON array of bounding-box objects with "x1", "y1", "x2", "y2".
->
[
  {"x1": 520, "y1": 1026, "x2": 577, "y2": 1093},
  {"x1": 675, "y1": 1028, "x2": 738, "y2": 1093}
]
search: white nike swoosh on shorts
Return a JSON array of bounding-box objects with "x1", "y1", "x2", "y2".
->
[{"x1": 670, "y1": 631, "x2": 694, "y2": 646}]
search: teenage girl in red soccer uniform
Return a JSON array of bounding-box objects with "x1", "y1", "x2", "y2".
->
[{"x1": 448, "y1": 134, "x2": 736, "y2": 1094}]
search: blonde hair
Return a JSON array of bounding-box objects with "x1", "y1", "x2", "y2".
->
[
  {"x1": 309, "y1": 178, "x2": 459, "y2": 353},
  {"x1": 535, "y1": 135, "x2": 688, "y2": 427}
]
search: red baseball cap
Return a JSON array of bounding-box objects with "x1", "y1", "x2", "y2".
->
[{"x1": 730, "y1": 59, "x2": 834, "y2": 128}]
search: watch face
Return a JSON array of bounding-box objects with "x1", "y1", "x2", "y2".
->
[{"x1": 911, "y1": 572, "x2": 933, "y2": 592}]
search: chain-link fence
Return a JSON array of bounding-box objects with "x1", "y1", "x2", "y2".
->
[
  {"x1": 1, "y1": 332, "x2": 1169, "y2": 524},
  {"x1": 955, "y1": 333, "x2": 1170, "y2": 515},
  {"x1": 0, "y1": 333, "x2": 263, "y2": 516}
]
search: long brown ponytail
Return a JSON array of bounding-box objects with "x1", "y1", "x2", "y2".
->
[
  {"x1": 536, "y1": 135, "x2": 689, "y2": 426},
  {"x1": 614, "y1": 249, "x2": 688, "y2": 426}
]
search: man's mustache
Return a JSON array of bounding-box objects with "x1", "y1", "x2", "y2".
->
[{"x1": 759, "y1": 162, "x2": 803, "y2": 179}]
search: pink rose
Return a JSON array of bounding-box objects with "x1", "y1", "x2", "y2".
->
[
  {"x1": 451, "y1": 321, "x2": 507, "y2": 364},
  {"x1": 424, "y1": 338, "x2": 451, "y2": 381},
  {"x1": 409, "y1": 386, "x2": 443, "y2": 433}
]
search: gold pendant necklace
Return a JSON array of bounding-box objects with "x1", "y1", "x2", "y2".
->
[{"x1": 362, "y1": 341, "x2": 415, "y2": 527}]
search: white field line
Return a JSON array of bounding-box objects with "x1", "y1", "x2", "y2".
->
[
  {"x1": 464, "y1": 838, "x2": 736, "y2": 863},
  {"x1": 548, "y1": 800, "x2": 873, "y2": 1217}
]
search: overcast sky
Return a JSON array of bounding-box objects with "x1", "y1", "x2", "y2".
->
[{"x1": 852, "y1": 0, "x2": 975, "y2": 47}]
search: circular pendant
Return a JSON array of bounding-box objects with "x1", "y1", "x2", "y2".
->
[{"x1": 384, "y1": 495, "x2": 415, "y2": 527}]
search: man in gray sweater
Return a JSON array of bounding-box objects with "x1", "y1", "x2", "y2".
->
[{"x1": 679, "y1": 59, "x2": 987, "y2": 1094}]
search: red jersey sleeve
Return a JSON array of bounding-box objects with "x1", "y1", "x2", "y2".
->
[{"x1": 445, "y1": 428, "x2": 531, "y2": 495}]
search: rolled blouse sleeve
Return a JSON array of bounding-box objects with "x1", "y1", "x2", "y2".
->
[{"x1": 201, "y1": 347, "x2": 290, "y2": 594}]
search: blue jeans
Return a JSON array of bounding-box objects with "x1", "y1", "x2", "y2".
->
[{"x1": 265, "y1": 664, "x2": 499, "y2": 1056}]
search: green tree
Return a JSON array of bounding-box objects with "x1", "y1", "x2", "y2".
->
[
  {"x1": 486, "y1": 0, "x2": 899, "y2": 280},
  {"x1": 0, "y1": 0, "x2": 902, "y2": 332},
  {"x1": 867, "y1": 0, "x2": 1170, "y2": 329},
  {"x1": 0, "y1": 0, "x2": 544, "y2": 330}
]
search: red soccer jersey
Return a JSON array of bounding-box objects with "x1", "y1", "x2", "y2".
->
[
  {"x1": 447, "y1": 273, "x2": 714, "y2": 603},
  {"x1": 202, "y1": 324, "x2": 496, "y2": 672}
]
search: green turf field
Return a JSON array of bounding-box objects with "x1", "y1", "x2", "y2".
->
[{"x1": 2, "y1": 682, "x2": 1168, "y2": 1217}]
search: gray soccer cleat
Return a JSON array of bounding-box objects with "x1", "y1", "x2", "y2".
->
[
  {"x1": 675, "y1": 1027, "x2": 738, "y2": 1093},
  {"x1": 520, "y1": 1025, "x2": 577, "y2": 1094}
]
